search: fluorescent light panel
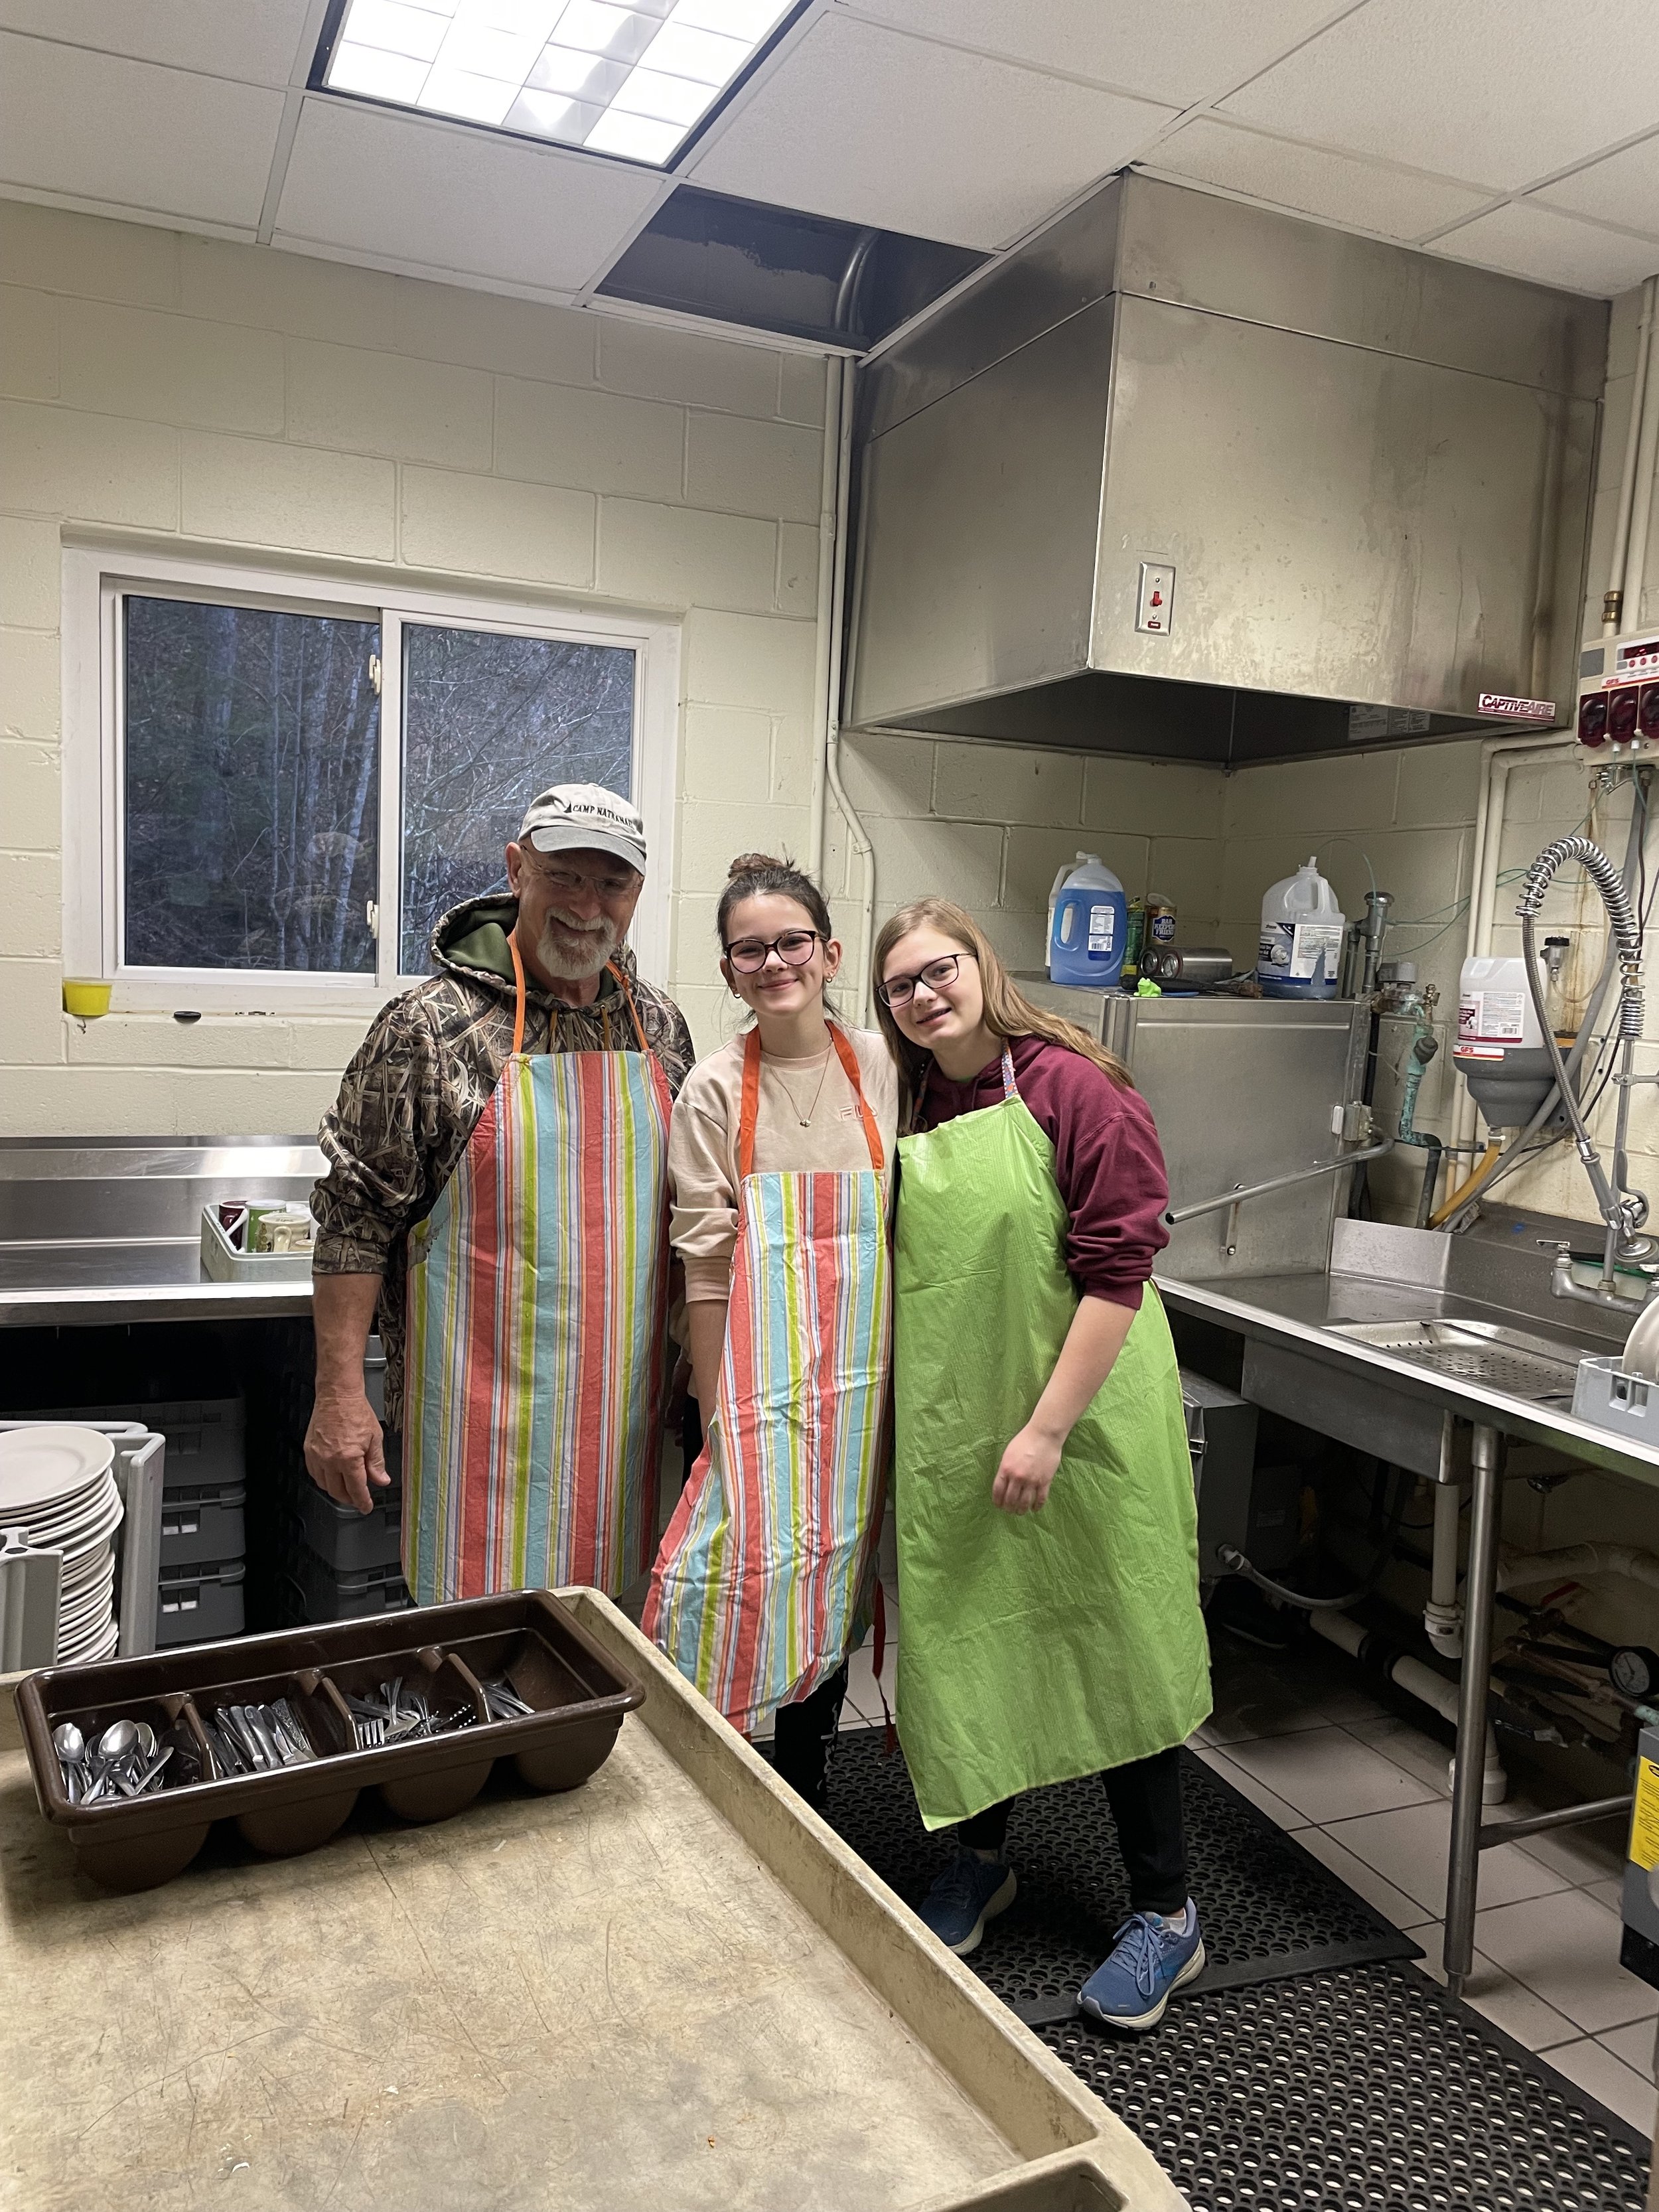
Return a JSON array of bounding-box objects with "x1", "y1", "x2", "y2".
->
[{"x1": 326, "y1": 0, "x2": 793, "y2": 168}]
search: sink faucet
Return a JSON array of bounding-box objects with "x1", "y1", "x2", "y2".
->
[{"x1": 1540, "y1": 1240, "x2": 1659, "y2": 1312}]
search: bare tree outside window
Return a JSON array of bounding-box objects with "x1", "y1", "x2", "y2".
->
[
  {"x1": 123, "y1": 597, "x2": 380, "y2": 972},
  {"x1": 399, "y1": 625, "x2": 635, "y2": 973}
]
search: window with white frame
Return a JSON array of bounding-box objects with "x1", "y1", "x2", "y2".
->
[{"x1": 64, "y1": 554, "x2": 678, "y2": 1007}]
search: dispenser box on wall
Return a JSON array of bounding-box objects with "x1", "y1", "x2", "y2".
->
[{"x1": 1577, "y1": 633, "x2": 1659, "y2": 753}]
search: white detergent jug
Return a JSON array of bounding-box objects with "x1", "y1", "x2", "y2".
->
[{"x1": 1257, "y1": 857, "x2": 1345, "y2": 999}]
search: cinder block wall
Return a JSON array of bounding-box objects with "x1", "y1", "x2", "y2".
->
[{"x1": 0, "y1": 198, "x2": 837, "y2": 1131}]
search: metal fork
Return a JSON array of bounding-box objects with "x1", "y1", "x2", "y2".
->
[{"x1": 354, "y1": 1714, "x2": 384, "y2": 1751}]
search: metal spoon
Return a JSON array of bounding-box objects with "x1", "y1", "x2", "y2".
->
[
  {"x1": 81, "y1": 1718, "x2": 139, "y2": 1805},
  {"x1": 52, "y1": 1722, "x2": 86, "y2": 1803}
]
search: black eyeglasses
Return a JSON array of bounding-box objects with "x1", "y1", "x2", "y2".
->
[
  {"x1": 878, "y1": 952, "x2": 971, "y2": 1007},
  {"x1": 725, "y1": 929, "x2": 822, "y2": 974}
]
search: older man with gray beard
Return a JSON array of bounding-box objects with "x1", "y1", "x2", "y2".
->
[{"x1": 307, "y1": 784, "x2": 694, "y2": 1607}]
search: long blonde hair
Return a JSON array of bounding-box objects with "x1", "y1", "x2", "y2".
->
[{"x1": 872, "y1": 897, "x2": 1134, "y2": 1121}]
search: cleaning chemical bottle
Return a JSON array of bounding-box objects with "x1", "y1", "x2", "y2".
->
[
  {"x1": 1256, "y1": 857, "x2": 1345, "y2": 999},
  {"x1": 1048, "y1": 853, "x2": 1128, "y2": 988}
]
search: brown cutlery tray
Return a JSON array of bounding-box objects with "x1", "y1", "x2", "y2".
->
[{"x1": 13, "y1": 1589, "x2": 644, "y2": 1891}]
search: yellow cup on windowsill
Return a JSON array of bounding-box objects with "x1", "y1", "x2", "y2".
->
[{"x1": 62, "y1": 980, "x2": 112, "y2": 1019}]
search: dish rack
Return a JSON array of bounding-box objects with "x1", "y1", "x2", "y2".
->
[
  {"x1": 13, "y1": 1589, "x2": 642, "y2": 1891},
  {"x1": 0, "y1": 1423, "x2": 165, "y2": 1669}
]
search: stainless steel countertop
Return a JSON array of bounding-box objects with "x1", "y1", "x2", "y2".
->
[
  {"x1": 1156, "y1": 1259, "x2": 1659, "y2": 1491},
  {"x1": 0, "y1": 1240, "x2": 315, "y2": 1326}
]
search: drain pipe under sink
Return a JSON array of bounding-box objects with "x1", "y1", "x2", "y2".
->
[
  {"x1": 1309, "y1": 1608, "x2": 1508, "y2": 1805},
  {"x1": 1423, "y1": 1479, "x2": 1465, "y2": 1660}
]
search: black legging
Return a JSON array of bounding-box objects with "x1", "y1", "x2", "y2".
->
[
  {"x1": 770, "y1": 1662, "x2": 850, "y2": 1812},
  {"x1": 959, "y1": 1745, "x2": 1189, "y2": 1918}
]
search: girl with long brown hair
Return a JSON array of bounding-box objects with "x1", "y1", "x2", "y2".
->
[
  {"x1": 874, "y1": 897, "x2": 1211, "y2": 2031},
  {"x1": 645, "y1": 855, "x2": 897, "y2": 1812}
]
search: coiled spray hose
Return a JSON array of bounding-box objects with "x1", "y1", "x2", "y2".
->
[
  {"x1": 1514, "y1": 836, "x2": 1644, "y2": 1037},
  {"x1": 1514, "y1": 836, "x2": 1645, "y2": 1250}
]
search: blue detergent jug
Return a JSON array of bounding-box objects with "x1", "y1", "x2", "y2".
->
[{"x1": 1047, "y1": 853, "x2": 1127, "y2": 988}]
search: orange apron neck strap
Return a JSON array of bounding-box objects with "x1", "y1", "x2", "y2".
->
[
  {"x1": 830, "y1": 1023, "x2": 885, "y2": 1173},
  {"x1": 738, "y1": 1027, "x2": 764, "y2": 1181},
  {"x1": 607, "y1": 961, "x2": 652, "y2": 1055},
  {"x1": 508, "y1": 931, "x2": 528, "y2": 1057},
  {"x1": 739, "y1": 1024, "x2": 884, "y2": 1179}
]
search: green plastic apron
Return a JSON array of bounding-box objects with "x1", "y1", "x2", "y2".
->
[{"x1": 894, "y1": 1049, "x2": 1211, "y2": 1830}]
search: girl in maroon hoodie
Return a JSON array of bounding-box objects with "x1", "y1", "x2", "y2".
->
[{"x1": 875, "y1": 897, "x2": 1211, "y2": 2032}]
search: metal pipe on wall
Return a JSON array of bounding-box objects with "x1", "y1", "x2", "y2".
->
[
  {"x1": 821, "y1": 354, "x2": 877, "y2": 1024},
  {"x1": 1606, "y1": 277, "x2": 1657, "y2": 634},
  {"x1": 1621, "y1": 287, "x2": 1659, "y2": 637},
  {"x1": 805, "y1": 362, "x2": 843, "y2": 883}
]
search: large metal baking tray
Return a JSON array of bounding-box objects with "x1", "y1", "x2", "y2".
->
[{"x1": 0, "y1": 1590, "x2": 1187, "y2": 2212}]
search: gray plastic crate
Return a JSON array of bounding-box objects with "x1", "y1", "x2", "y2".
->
[
  {"x1": 291, "y1": 1485, "x2": 402, "y2": 1574},
  {"x1": 156, "y1": 1557, "x2": 246, "y2": 1646},
  {"x1": 159, "y1": 1479, "x2": 246, "y2": 1568},
  {"x1": 1572, "y1": 1354, "x2": 1659, "y2": 1442},
  {"x1": 28, "y1": 1395, "x2": 245, "y2": 1491},
  {"x1": 279, "y1": 1556, "x2": 410, "y2": 1623}
]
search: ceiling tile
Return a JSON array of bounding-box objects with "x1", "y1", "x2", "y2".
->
[
  {"x1": 0, "y1": 3, "x2": 313, "y2": 86},
  {"x1": 691, "y1": 15, "x2": 1177, "y2": 250},
  {"x1": 1426, "y1": 202, "x2": 1659, "y2": 298},
  {"x1": 1537, "y1": 133, "x2": 1659, "y2": 241},
  {"x1": 838, "y1": 0, "x2": 1346, "y2": 109},
  {"x1": 275, "y1": 97, "x2": 662, "y2": 294},
  {"x1": 1221, "y1": 0, "x2": 1659, "y2": 196},
  {"x1": 0, "y1": 33, "x2": 285, "y2": 229},
  {"x1": 1145, "y1": 119, "x2": 1493, "y2": 242}
]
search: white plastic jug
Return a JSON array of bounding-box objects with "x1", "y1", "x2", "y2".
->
[
  {"x1": 1048, "y1": 853, "x2": 1127, "y2": 988},
  {"x1": 1457, "y1": 956, "x2": 1546, "y2": 1051},
  {"x1": 1257, "y1": 857, "x2": 1345, "y2": 999}
]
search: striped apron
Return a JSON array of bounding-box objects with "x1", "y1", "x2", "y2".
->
[
  {"x1": 402, "y1": 938, "x2": 672, "y2": 1606},
  {"x1": 644, "y1": 1025, "x2": 892, "y2": 1735}
]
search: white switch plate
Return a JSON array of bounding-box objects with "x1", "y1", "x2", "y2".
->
[{"x1": 1136, "y1": 561, "x2": 1175, "y2": 635}]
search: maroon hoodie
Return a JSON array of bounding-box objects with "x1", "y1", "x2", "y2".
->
[{"x1": 916, "y1": 1033, "x2": 1170, "y2": 1311}]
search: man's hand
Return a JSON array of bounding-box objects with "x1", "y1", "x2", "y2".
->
[
  {"x1": 304, "y1": 1385, "x2": 390, "y2": 1514},
  {"x1": 992, "y1": 1422, "x2": 1064, "y2": 1514}
]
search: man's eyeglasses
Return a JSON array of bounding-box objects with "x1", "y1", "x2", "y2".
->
[
  {"x1": 878, "y1": 952, "x2": 970, "y2": 1007},
  {"x1": 522, "y1": 861, "x2": 638, "y2": 900},
  {"x1": 725, "y1": 929, "x2": 821, "y2": 974}
]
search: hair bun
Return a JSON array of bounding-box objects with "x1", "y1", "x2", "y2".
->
[{"x1": 727, "y1": 851, "x2": 789, "y2": 879}]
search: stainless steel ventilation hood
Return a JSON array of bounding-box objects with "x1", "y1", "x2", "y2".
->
[{"x1": 846, "y1": 175, "x2": 1607, "y2": 765}]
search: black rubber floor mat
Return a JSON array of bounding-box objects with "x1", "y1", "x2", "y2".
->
[
  {"x1": 818, "y1": 1730, "x2": 1650, "y2": 2207},
  {"x1": 1046, "y1": 1960, "x2": 1650, "y2": 2211},
  {"x1": 820, "y1": 1730, "x2": 1419, "y2": 2024}
]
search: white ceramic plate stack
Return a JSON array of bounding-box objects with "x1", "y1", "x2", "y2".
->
[{"x1": 0, "y1": 1427, "x2": 123, "y2": 1662}]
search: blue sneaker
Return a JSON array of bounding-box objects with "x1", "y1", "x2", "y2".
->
[
  {"x1": 918, "y1": 1848, "x2": 1018, "y2": 1956},
  {"x1": 1078, "y1": 1903, "x2": 1205, "y2": 2030}
]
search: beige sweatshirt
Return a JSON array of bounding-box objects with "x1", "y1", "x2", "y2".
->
[{"x1": 670, "y1": 1024, "x2": 899, "y2": 1303}]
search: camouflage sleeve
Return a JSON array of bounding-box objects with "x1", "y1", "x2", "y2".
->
[
  {"x1": 637, "y1": 981, "x2": 697, "y2": 1098},
  {"x1": 311, "y1": 994, "x2": 447, "y2": 1276},
  {"x1": 660, "y1": 999, "x2": 697, "y2": 1099}
]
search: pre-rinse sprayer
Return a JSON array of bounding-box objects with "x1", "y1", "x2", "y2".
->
[{"x1": 1514, "y1": 835, "x2": 1650, "y2": 1293}]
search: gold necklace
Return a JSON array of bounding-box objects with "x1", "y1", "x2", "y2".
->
[{"x1": 771, "y1": 1045, "x2": 835, "y2": 1128}]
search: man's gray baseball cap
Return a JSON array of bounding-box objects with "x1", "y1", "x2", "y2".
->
[{"x1": 518, "y1": 784, "x2": 646, "y2": 873}]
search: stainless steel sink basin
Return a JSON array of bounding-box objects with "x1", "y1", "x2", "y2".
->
[{"x1": 1326, "y1": 1318, "x2": 1583, "y2": 1403}]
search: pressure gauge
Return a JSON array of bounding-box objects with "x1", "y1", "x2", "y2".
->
[{"x1": 1610, "y1": 1645, "x2": 1659, "y2": 1698}]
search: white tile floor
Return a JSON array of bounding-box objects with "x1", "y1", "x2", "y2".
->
[
  {"x1": 1190, "y1": 1635, "x2": 1657, "y2": 2137},
  {"x1": 772, "y1": 1596, "x2": 1656, "y2": 2136}
]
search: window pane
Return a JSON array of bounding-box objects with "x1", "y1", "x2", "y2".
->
[
  {"x1": 123, "y1": 597, "x2": 380, "y2": 973},
  {"x1": 399, "y1": 625, "x2": 636, "y2": 972}
]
